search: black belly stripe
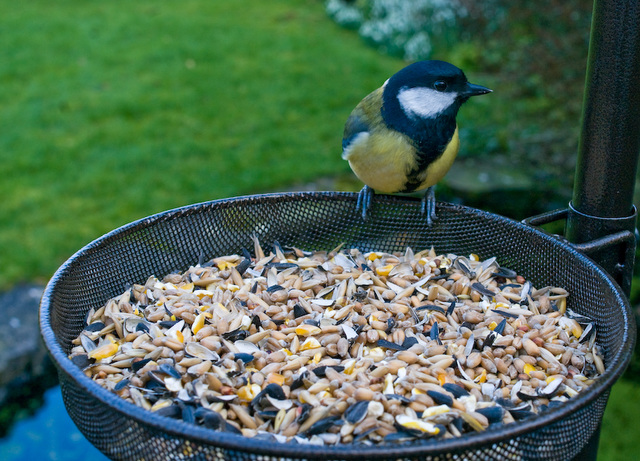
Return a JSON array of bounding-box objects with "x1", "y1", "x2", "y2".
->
[{"x1": 402, "y1": 119, "x2": 456, "y2": 192}]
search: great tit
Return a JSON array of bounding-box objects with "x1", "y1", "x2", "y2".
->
[{"x1": 342, "y1": 60, "x2": 491, "y2": 222}]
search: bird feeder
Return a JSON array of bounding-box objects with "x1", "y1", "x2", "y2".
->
[{"x1": 39, "y1": 0, "x2": 639, "y2": 459}]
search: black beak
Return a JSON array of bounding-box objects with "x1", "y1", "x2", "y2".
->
[{"x1": 464, "y1": 82, "x2": 492, "y2": 97}]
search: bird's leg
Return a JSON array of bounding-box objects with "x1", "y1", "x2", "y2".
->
[
  {"x1": 356, "y1": 185, "x2": 375, "y2": 220},
  {"x1": 420, "y1": 186, "x2": 437, "y2": 225}
]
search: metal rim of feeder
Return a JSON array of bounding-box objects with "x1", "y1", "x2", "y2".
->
[{"x1": 40, "y1": 193, "x2": 635, "y2": 460}]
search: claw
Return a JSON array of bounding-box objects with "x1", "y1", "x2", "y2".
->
[
  {"x1": 420, "y1": 186, "x2": 437, "y2": 225},
  {"x1": 356, "y1": 185, "x2": 374, "y2": 220}
]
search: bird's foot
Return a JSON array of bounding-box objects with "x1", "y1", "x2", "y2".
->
[
  {"x1": 420, "y1": 186, "x2": 437, "y2": 225},
  {"x1": 356, "y1": 185, "x2": 374, "y2": 220}
]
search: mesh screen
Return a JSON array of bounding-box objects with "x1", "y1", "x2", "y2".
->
[{"x1": 40, "y1": 192, "x2": 635, "y2": 460}]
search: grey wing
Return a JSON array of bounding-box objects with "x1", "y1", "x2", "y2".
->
[{"x1": 342, "y1": 108, "x2": 371, "y2": 159}]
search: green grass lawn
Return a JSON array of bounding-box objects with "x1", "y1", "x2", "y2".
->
[
  {"x1": 0, "y1": 0, "x2": 403, "y2": 287},
  {"x1": 1, "y1": 0, "x2": 638, "y2": 458},
  {"x1": 600, "y1": 377, "x2": 640, "y2": 460}
]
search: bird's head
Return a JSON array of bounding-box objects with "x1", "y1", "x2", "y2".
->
[{"x1": 382, "y1": 60, "x2": 491, "y2": 122}]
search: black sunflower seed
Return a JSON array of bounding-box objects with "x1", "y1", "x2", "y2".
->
[
  {"x1": 429, "y1": 321, "x2": 442, "y2": 345},
  {"x1": 158, "y1": 320, "x2": 179, "y2": 329},
  {"x1": 312, "y1": 365, "x2": 345, "y2": 377},
  {"x1": 266, "y1": 284, "x2": 286, "y2": 293},
  {"x1": 475, "y1": 406, "x2": 504, "y2": 424},
  {"x1": 493, "y1": 267, "x2": 517, "y2": 279},
  {"x1": 305, "y1": 415, "x2": 342, "y2": 436},
  {"x1": 154, "y1": 405, "x2": 181, "y2": 419},
  {"x1": 442, "y1": 383, "x2": 469, "y2": 398},
  {"x1": 493, "y1": 318, "x2": 507, "y2": 335},
  {"x1": 446, "y1": 301, "x2": 456, "y2": 316},
  {"x1": 71, "y1": 354, "x2": 92, "y2": 369},
  {"x1": 222, "y1": 328, "x2": 249, "y2": 341},
  {"x1": 491, "y1": 309, "x2": 519, "y2": 319},
  {"x1": 234, "y1": 353, "x2": 255, "y2": 364},
  {"x1": 293, "y1": 303, "x2": 307, "y2": 318},
  {"x1": 344, "y1": 400, "x2": 369, "y2": 424},
  {"x1": 401, "y1": 336, "x2": 418, "y2": 349},
  {"x1": 416, "y1": 304, "x2": 445, "y2": 314},
  {"x1": 236, "y1": 258, "x2": 251, "y2": 275},
  {"x1": 426, "y1": 390, "x2": 453, "y2": 406},
  {"x1": 471, "y1": 282, "x2": 495, "y2": 298},
  {"x1": 85, "y1": 322, "x2": 105, "y2": 332},
  {"x1": 377, "y1": 339, "x2": 406, "y2": 351},
  {"x1": 132, "y1": 358, "x2": 152, "y2": 373}
]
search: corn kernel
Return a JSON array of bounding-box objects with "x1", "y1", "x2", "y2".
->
[
  {"x1": 557, "y1": 297, "x2": 567, "y2": 314},
  {"x1": 237, "y1": 383, "x2": 261, "y2": 401},
  {"x1": 212, "y1": 302, "x2": 228, "y2": 313},
  {"x1": 376, "y1": 264, "x2": 394, "y2": 276},
  {"x1": 295, "y1": 324, "x2": 322, "y2": 336},
  {"x1": 366, "y1": 347, "x2": 385, "y2": 362},
  {"x1": 398, "y1": 418, "x2": 440, "y2": 434},
  {"x1": 217, "y1": 261, "x2": 237, "y2": 271},
  {"x1": 194, "y1": 290, "x2": 214, "y2": 299},
  {"x1": 570, "y1": 320, "x2": 583, "y2": 338},
  {"x1": 191, "y1": 313, "x2": 206, "y2": 335},
  {"x1": 266, "y1": 373, "x2": 285, "y2": 386},
  {"x1": 546, "y1": 376, "x2": 561, "y2": 385},
  {"x1": 343, "y1": 359, "x2": 356, "y2": 375},
  {"x1": 104, "y1": 334, "x2": 117, "y2": 344},
  {"x1": 300, "y1": 337, "x2": 321, "y2": 351},
  {"x1": 179, "y1": 282, "x2": 194, "y2": 292},
  {"x1": 488, "y1": 321, "x2": 498, "y2": 331},
  {"x1": 88, "y1": 342, "x2": 118, "y2": 360},
  {"x1": 523, "y1": 363, "x2": 536, "y2": 376}
]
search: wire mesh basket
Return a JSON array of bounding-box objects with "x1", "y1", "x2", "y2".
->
[{"x1": 40, "y1": 192, "x2": 635, "y2": 460}]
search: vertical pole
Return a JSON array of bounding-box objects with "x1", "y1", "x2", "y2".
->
[
  {"x1": 566, "y1": 0, "x2": 640, "y2": 295},
  {"x1": 566, "y1": 1, "x2": 640, "y2": 459}
]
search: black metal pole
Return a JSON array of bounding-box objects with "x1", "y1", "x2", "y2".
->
[
  {"x1": 565, "y1": 1, "x2": 640, "y2": 459},
  {"x1": 566, "y1": 0, "x2": 640, "y2": 295}
]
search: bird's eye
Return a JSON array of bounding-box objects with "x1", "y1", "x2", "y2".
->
[{"x1": 434, "y1": 80, "x2": 447, "y2": 92}]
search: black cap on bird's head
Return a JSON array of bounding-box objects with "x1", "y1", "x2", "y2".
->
[{"x1": 382, "y1": 60, "x2": 491, "y2": 123}]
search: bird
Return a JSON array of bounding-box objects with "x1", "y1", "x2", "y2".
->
[{"x1": 342, "y1": 60, "x2": 491, "y2": 223}]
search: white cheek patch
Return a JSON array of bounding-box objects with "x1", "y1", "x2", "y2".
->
[{"x1": 397, "y1": 87, "x2": 457, "y2": 119}]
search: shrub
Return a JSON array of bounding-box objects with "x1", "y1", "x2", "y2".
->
[{"x1": 326, "y1": 0, "x2": 466, "y2": 61}]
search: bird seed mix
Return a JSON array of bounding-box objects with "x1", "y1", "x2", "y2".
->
[{"x1": 69, "y1": 240, "x2": 604, "y2": 445}]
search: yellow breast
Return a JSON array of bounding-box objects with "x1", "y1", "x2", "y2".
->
[{"x1": 345, "y1": 127, "x2": 459, "y2": 194}]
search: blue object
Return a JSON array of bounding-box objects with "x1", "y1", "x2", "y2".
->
[{"x1": 0, "y1": 386, "x2": 109, "y2": 461}]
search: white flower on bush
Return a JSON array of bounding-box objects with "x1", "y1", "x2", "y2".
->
[
  {"x1": 326, "y1": 0, "x2": 364, "y2": 29},
  {"x1": 326, "y1": 0, "x2": 466, "y2": 60}
]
